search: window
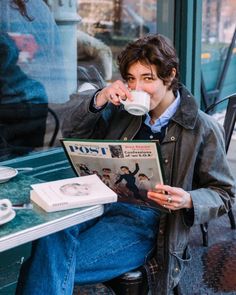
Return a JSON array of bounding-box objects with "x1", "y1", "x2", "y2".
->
[
  {"x1": 201, "y1": 0, "x2": 236, "y2": 106},
  {"x1": 0, "y1": 0, "x2": 157, "y2": 162},
  {"x1": 77, "y1": 0, "x2": 157, "y2": 80}
]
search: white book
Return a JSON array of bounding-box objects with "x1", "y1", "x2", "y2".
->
[{"x1": 30, "y1": 174, "x2": 117, "y2": 212}]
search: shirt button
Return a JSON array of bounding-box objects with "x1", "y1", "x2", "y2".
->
[
  {"x1": 171, "y1": 136, "x2": 175, "y2": 141},
  {"x1": 159, "y1": 229, "x2": 164, "y2": 235},
  {"x1": 164, "y1": 159, "x2": 168, "y2": 164},
  {"x1": 150, "y1": 135, "x2": 154, "y2": 139}
]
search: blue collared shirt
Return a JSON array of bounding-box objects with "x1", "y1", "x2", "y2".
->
[{"x1": 144, "y1": 91, "x2": 180, "y2": 133}]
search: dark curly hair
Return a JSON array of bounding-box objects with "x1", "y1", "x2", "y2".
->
[{"x1": 117, "y1": 34, "x2": 179, "y2": 92}]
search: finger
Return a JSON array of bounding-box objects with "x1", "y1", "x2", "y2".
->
[
  {"x1": 114, "y1": 89, "x2": 129, "y2": 101},
  {"x1": 148, "y1": 192, "x2": 177, "y2": 210},
  {"x1": 147, "y1": 192, "x2": 168, "y2": 207},
  {"x1": 166, "y1": 195, "x2": 173, "y2": 204},
  {"x1": 113, "y1": 81, "x2": 132, "y2": 100},
  {"x1": 148, "y1": 191, "x2": 166, "y2": 201},
  {"x1": 108, "y1": 93, "x2": 121, "y2": 105},
  {"x1": 163, "y1": 203, "x2": 174, "y2": 212},
  {"x1": 148, "y1": 189, "x2": 173, "y2": 201},
  {"x1": 155, "y1": 184, "x2": 182, "y2": 197},
  {"x1": 155, "y1": 184, "x2": 173, "y2": 193}
]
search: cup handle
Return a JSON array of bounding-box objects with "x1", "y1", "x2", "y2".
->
[
  {"x1": 0, "y1": 199, "x2": 12, "y2": 217},
  {"x1": 119, "y1": 98, "x2": 128, "y2": 106}
]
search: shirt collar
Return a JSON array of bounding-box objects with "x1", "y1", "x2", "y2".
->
[{"x1": 144, "y1": 90, "x2": 180, "y2": 133}]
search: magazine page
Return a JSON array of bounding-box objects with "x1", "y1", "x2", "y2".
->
[{"x1": 61, "y1": 139, "x2": 167, "y2": 211}]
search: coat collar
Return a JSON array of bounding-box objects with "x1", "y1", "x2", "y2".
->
[
  {"x1": 112, "y1": 84, "x2": 199, "y2": 140},
  {"x1": 171, "y1": 84, "x2": 199, "y2": 130}
]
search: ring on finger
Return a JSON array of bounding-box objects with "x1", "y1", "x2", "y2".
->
[{"x1": 167, "y1": 196, "x2": 172, "y2": 203}]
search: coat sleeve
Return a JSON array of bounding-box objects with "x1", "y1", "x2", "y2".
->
[
  {"x1": 61, "y1": 89, "x2": 111, "y2": 139},
  {"x1": 186, "y1": 119, "x2": 235, "y2": 226}
]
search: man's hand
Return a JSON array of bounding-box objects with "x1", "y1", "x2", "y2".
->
[
  {"x1": 147, "y1": 184, "x2": 193, "y2": 210},
  {"x1": 95, "y1": 80, "x2": 132, "y2": 107}
]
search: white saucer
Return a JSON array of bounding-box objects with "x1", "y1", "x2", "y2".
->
[
  {"x1": 0, "y1": 166, "x2": 18, "y2": 183},
  {"x1": 0, "y1": 209, "x2": 16, "y2": 225}
]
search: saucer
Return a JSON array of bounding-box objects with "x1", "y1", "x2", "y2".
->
[
  {"x1": 0, "y1": 209, "x2": 16, "y2": 225},
  {"x1": 0, "y1": 166, "x2": 18, "y2": 183}
]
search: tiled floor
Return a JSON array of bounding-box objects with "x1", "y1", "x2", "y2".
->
[{"x1": 74, "y1": 205, "x2": 236, "y2": 295}]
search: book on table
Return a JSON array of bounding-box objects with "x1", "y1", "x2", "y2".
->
[
  {"x1": 31, "y1": 139, "x2": 166, "y2": 212},
  {"x1": 30, "y1": 174, "x2": 117, "y2": 212}
]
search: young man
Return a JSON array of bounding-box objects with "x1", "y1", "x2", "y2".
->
[{"x1": 17, "y1": 34, "x2": 235, "y2": 295}]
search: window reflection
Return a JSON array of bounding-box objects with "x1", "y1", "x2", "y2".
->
[
  {"x1": 0, "y1": 0, "x2": 157, "y2": 162},
  {"x1": 201, "y1": 0, "x2": 236, "y2": 100},
  {"x1": 202, "y1": 0, "x2": 235, "y2": 44},
  {"x1": 0, "y1": 1, "x2": 70, "y2": 161},
  {"x1": 77, "y1": 0, "x2": 157, "y2": 79}
]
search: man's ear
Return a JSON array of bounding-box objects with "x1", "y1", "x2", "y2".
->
[
  {"x1": 170, "y1": 68, "x2": 176, "y2": 80},
  {"x1": 167, "y1": 68, "x2": 176, "y2": 86}
]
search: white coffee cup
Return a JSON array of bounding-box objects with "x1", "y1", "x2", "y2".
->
[
  {"x1": 0, "y1": 199, "x2": 12, "y2": 220},
  {"x1": 120, "y1": 90, "x2": 150, "y2": 116}
]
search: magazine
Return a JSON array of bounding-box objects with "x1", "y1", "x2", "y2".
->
[
  {"x1": 61, "y1": 138, "x2": 166, "y2": 211},
  {"x1": 30, "y1": 174, "x2": 117, "y2": 212}
]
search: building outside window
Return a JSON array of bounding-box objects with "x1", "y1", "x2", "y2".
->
[{"x1": 201, "y1": 0, "x2": 236, "y2": 104}]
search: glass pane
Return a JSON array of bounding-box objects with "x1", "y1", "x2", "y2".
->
[
  {"x1": 0, "y1": 0, "x2": 157, "y2": 163},
  {"x1": 77, "y1": 0, "x2": 157, "y2": 80},
  {"x1": 201, "y1": 0, "x2": 236, "y2": 101},
  {"x1": 0, "y1": 1, "x2": 70, "y2": 162}
]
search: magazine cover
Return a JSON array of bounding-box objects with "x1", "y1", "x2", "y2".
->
[{"x1": 61, "y1": 139, "x2": 166, "y2": 210}]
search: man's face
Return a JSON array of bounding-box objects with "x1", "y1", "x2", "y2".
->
[
  {"x1": 121, "y1": 167, "x2": 129, "y2": 174},
  {"x1": 126, "y1": 61, "x2": 175, "y2": 115}
]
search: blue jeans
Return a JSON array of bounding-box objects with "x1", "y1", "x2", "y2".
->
[{"x1": 16, "y1": 203, "x2": 160, "y2": 295}]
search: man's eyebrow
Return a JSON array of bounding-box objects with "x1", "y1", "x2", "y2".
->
[{"x1": 126, "y1": 73, "x2": 154, "y2": 77}]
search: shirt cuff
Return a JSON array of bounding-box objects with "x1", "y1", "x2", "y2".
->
[{"x1": 89, "y1": 90, "x2": 107, "y2": 113}]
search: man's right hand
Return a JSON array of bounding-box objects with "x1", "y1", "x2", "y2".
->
[{"x1": 95, "y1": 80, "x2": 132, "y2": 108}]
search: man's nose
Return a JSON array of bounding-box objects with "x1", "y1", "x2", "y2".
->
[{"x1": 133, "y1": 81, "x2": 142, "y2": 91}]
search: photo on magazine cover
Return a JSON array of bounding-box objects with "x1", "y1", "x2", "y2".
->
[{"x1": 61, "y1": 139, "x2": 165, "y2": 209}]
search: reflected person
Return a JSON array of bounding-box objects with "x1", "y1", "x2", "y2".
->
[
  {"x1": 0, "y1": 0, "x2": 68, "y2": 160},
  {"x1": 0, "y1": 31, "x2": 48, "y2": 160}
]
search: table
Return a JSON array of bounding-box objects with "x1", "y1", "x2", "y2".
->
[{"x1": 0, "y1": 148, "x2": 104, "y2": 293}]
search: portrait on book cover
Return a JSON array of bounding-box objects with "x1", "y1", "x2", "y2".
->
[{"x1": 59, "y1": 183, "x2": 90, "y2": 197}]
